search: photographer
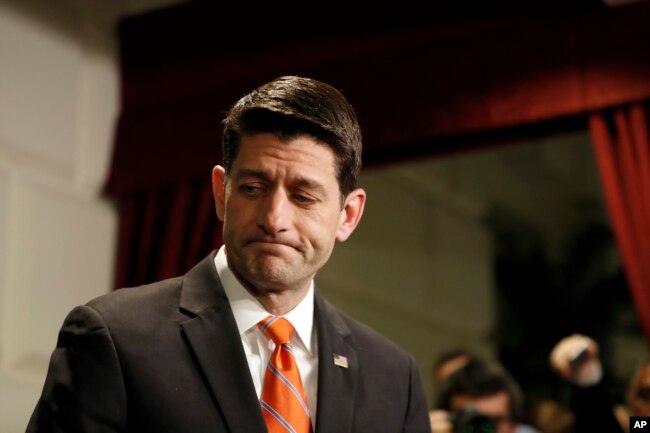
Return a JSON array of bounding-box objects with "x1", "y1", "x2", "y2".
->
[{"x1": 431, "y1": 358, "x2": 539, "y2": 433}]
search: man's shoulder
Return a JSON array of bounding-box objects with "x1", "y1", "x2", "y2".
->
[
  {"x1": 81, "y1": 276, "x2": 185, "y2": 326},
  {"x1": 89, "y1": 276, "x2": 183, "y2": 308},
  {"x1": 86, "y1": 251, "x2": 220, "y2": 317}
]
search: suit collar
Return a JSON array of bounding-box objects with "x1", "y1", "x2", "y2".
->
[
  {"x1": 179, "y1": 251, "x2": 267, "y2": 433},
  {"x1": 179, "y1": 250, "x2": 225, "y2": 315}
]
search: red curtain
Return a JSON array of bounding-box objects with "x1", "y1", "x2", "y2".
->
[
  {"x1": 113, "y1": 178, "x2": 222, "y2": 289},
  {"x1": 589, "y1": 102, "x2": 650, "y2": 346}
]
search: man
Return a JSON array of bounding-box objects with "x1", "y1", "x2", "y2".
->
[
  {"x1": 26, "y1": 76, "x2": 431, "y2": 433},
  {"x1": 431, "y1": 358, "x2": 538, "y2": 433}
]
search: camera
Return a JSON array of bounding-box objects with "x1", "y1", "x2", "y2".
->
[{"x1": 452, "y1": 406, "x2": 497, "y2": 433}]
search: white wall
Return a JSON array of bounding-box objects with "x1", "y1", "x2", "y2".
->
[{"x1": 0, "y1": 1, "x2": 119, "y2": 430}]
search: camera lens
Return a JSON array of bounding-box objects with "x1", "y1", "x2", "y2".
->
[{"x1": 452, "y1": 406, "x2": 497, "y2": 433}]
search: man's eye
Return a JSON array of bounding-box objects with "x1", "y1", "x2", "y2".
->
[
  {"x1": 293, "y1": 194, "x2": 315, "y2": 205},
  {"x1": 240, "y1": 184, "x2": 262, "y2": 195}
]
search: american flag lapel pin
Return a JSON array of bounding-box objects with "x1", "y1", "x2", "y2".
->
[{"x1": 333, "y1": 353, "x2": 348, "y2": 368}]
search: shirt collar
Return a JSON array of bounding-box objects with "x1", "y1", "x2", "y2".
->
[{"x1": 214, "y1": 245, "x2": 315, "y2": 354}]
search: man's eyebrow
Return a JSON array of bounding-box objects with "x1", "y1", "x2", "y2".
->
[
  {"x1": 292, "y1": 176, "x2": 328, "y2": 196},
  {"x1": 233, "y1": 169, "x2": 328, "y2": 196},
  {"x1": 232, "y1": 168, "x2": 271, "y2": 182}
]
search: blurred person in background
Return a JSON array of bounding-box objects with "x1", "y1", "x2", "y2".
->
[
  {"x1": 550, "y1": 333, "x2": 650, "y2": 433},
  {"x1": 431, "y1": 357, "x2": 540, "y2": 433}
]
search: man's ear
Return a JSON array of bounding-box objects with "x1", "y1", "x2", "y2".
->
[
  {"x1": 336, "y1": 188, "x2": 366, "y2": 242},
  {"x1": 212, "y1": 165, "x2": 226, "y2": 222}
]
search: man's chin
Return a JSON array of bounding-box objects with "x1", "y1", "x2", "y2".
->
[{"x1": 245, "y1": 258, "x2": 293, "y2": 284}]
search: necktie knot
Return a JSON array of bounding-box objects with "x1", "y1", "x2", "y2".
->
[{"x1": 258, "y1": 315, "x2": 294, "y2": 345}]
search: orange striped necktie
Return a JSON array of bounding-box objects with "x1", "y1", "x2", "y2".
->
[{"x1": 258, "y1": 315, "x2": 312, "y2": 433}]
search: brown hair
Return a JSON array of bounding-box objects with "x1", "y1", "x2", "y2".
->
[{"x1": 222, "y1": 76, "x2": 362, "y2": 196}]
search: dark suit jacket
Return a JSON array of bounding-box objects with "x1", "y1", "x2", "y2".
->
[{"x1": 27, "y1": 251, "x2": 431, "y2": 433}]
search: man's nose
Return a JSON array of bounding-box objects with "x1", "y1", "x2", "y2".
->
[{"x1": 257, "y1": 189, "x2": 289, "y2": 235}]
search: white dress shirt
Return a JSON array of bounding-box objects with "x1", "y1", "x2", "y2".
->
[{"x1": 214, "y1": 246, "x2": 319, "y2": 422}]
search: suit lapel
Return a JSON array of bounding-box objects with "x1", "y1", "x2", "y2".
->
[
  {"x1": 178, "y1": 252, "x2": 266, "y2": 433},
  {"x1": 313, "y1": 293, "x2": 357, "y2": 433}
]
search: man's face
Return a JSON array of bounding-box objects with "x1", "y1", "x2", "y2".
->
[
  {"x1": 629, "y1": 364, "x2": 650, "y2": 416},
  {"x1": 451, "y1": 391, "x2": 516, "y2": 433},
  {"x1": 213, "y1": 133, "x2": 365, "y2": 296}
]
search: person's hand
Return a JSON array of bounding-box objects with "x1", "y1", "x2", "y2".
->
[
  {"x1": 549, "y1": 333, "x2": 602, "y2": 387},
  {"x1": 429, "y1": 409, "x2": 453, "y2": 433}
]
